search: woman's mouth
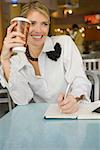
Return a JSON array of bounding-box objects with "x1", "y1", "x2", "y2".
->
[{"x1": 31, "y1": 35, "x2": 43, "y2": 39}]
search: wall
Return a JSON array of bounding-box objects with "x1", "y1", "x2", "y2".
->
[
  {"x1": 85, "y1": 28, "x2": 100, "y2": 41},
  {"x1": 0, "y1": 2, "x2": 10, "y2": 53},
  {"x1": 0, "y1": 2, "x2": 3, "y2": 51},
  {"x1": 9, "y1": 4, "x2": 21, "y2": 20},
  {"x1": 0, "y1": 3, "x2": 21, "y2": 53}
]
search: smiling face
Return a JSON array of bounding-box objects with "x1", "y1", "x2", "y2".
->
[{"x1": 27, "y1": 10, "x2": 50, "y2": 50}]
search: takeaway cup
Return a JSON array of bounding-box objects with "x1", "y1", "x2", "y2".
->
[{"x1": 10, "y1": 17, "x2": 31, "y2": 53}]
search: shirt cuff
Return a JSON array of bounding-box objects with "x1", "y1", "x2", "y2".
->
[
  {"x1": 0, "y1": 65, "x2": 9, "y2": 88},
  {"x1": 69, "y1": 90, "x2": 91, "y2": 103}
]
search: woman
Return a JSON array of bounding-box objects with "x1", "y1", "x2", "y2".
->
[{"x1": 0, "y1": 1, "x2": 91, "y2": 114}]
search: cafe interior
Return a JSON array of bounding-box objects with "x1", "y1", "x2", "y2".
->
[{"x1": 0, "y1": 0, "x2": 100, "y2": 117}]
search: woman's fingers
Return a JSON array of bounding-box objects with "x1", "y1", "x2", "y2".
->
[
  {"x1": 9, "y1": 31, "x2": 25, "y2": 39},
  {"x1": 57, "y1": 92, "x2": 64, "y2": 105},
  {"x1": 3, "y1": 32, "x2": 25, "y2": 50},
  {"x1": 59, "y1": 95, "x2": 79, "y2": 114},
  {"x1": 7, "y1": 22, "x2": 17, "y2": 34},
  {"x1": 61, "y1": 103, "x2": 79, "y2": 114},
  {"x1": 6, "y1": 23, "x2": 25, "y2": 47},
  {"x1": 59, "y1": 95, "x2": 74, "y2": 107},
  {"x1": 8, "y1": 37, "x2": 25, "y2": 45}
]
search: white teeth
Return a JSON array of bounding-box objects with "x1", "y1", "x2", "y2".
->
[{"x1": 32, "y1": 35, "x2": 42, "y2": 39}]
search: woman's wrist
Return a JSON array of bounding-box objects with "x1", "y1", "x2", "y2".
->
[
  {"x1": 75, "y1": 95, "x2": 85, "y2": 102},
  {"x1": 68, "y1": 94, "x2": 85, "y2": 102},
  {"x1": 0, "y1": 55, "x2": 10, "y2": 64}
]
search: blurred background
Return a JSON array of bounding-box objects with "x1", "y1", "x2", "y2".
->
[
  {"x1": 0, "y1": 0, "x2": 100, "y2": 55},
  {"x1": 0, "y1": 0, "x2": 100, "y2": 117}
]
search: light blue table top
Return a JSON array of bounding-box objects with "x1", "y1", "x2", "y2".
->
[{"x1": 0, "y1": 103, "x2": 100, "y2": 150}]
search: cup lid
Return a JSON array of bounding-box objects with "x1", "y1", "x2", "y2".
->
[{"x1": 11, "y1": 17, "x2": 31, "y2": 24}]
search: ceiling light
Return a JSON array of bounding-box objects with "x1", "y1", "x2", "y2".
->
[
  {"x1": 11, "y1": 0, "x2": 17, "y2": 4},
  {"x1": 11, "y1": 0, "x2": 18, "y2": 6},
  {"x1": 97, "y1": 25, "x2": 100, "y2": 30},
  {"x1": 68, "y1": 9, "x2": 73, "y2": 14}
]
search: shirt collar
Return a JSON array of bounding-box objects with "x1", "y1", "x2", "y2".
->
[
  {"x1": 15, "y1": 36, "x2": 55, "y2": 71},
  {"x1": 13, "y1": 53, "x2": 31, "y2": 71},
  {"x1": 42, "y1": 36, "x2": 55, "y2": 52}
]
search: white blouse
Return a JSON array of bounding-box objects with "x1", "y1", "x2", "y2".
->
[{"x1": 0, "y1": 35, "x2": 91, "y2": 105}]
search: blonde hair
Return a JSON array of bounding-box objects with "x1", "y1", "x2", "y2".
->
[{"x1": 20, "y1": 1, "x2": 50, "y2": 22}]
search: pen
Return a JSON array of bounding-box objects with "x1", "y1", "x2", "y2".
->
[
  {"x1": 64, "y1": 83, "x2": 71, "y2": 99},
  {"x1": 59, "y1": 83, "x2": 71, "y2": 113}
]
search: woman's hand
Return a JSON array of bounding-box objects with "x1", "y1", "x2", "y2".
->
[
  {"x1": 1, "y1": 22, "x2": 25, "y2": 63},
  {"x1": 58, "y1": 93, "x2": 79, "y2": 114},
  {"x1": 0, "y1": 22, "x2": 26, "y2": 81}
]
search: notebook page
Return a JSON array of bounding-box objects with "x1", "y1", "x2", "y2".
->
[
  {"x1": 78, "y1": 101, "x2": 100, "y2": 119},
  {"x1": 44, "y1": 101, "x2": 100, "y2": 120},
  {"x1": 44, "y1": 104, "x2": 78, "y2": 119}
]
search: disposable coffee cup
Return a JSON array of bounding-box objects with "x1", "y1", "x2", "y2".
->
[{"x1": 10, "y1": 17, "x2": 31, "y2": 53}]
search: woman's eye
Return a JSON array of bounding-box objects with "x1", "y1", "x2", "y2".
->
[
  {"x1": 31, "y1": 21, "x2": 35, "y2": 25},
  {"x1": 30, "y1": 21, "x2": 49, "y2": 26},
  {"x1": 42, "y1": 22, "x2": 49, "y2": 26},
  {"x1": 44, "y1": 23, "x2": 48, "y2": 26}
]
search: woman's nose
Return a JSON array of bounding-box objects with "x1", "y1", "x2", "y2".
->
[{"x1": 35, "y1": 24, "x2": 41, "y2": 32}]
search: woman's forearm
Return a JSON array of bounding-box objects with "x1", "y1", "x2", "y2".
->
[{"x1": 1, "y1": 59, "x2": 10, "y2": 81}]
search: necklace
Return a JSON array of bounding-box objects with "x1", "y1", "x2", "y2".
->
[{"x1": 25, "y1": 48, "x2": 38, "y2": 61}]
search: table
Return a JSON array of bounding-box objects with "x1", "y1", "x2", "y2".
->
[{"x1": 0, "y1": 103, "x2": 100, "y2": 150}]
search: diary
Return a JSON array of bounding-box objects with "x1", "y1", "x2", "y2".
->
[{"x1": 44, "y1": 101, "x2": 100, "y2": 120}]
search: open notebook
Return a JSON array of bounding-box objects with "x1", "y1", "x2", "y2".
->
[{"x1": 44, "y1": 101, "x2": 100, "y2": 120}]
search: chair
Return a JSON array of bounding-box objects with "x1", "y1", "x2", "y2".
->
[
  {"x1": 83, "y1": 58, "x2": 100, "y2": 71},
  {"x1": 83, "y1": 59, "x2": 100, "y2": 101},
  {"x1": 86, "y1": 70, "x2": 100, "y2": 101},
  {"x1": 0, "y1": 84, "x2": 12, "y2": 111}
]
